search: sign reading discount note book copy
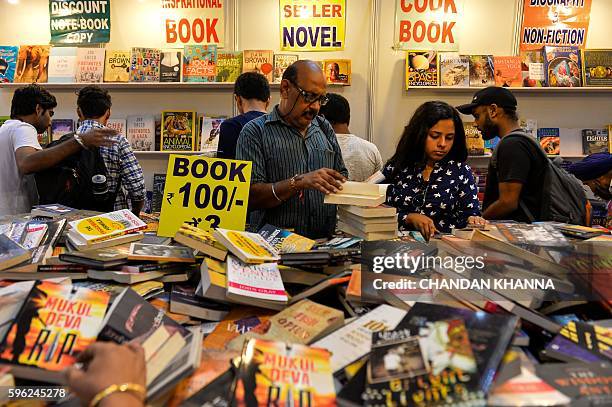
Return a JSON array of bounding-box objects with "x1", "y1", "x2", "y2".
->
[
  {"x1": 158, "y1": 155, "x2": 252, "y2": 238},
  {"x1": 280, "y1": 0, "x2": 346, "y2": 51},
  {"x1": 49, "y1": 0, "x2": 111, "y2": 44}
]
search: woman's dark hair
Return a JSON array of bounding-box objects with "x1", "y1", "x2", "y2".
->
[{"x1": 386, "y1": 101, "x2": 467, "y2": 181}]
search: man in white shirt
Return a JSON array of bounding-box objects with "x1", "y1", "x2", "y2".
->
[
  {"x1": 0, "y1": 84, "x2": 117, "y2": 215},
  {"x1": 319, "y1": 93, "x2": 383, "y2": 182}
]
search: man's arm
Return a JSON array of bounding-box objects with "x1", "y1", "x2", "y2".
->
[
  {"x1": 482, "y1": 181, "x2": 522, "y2": 220},
  {"x1": 15, "y1": 128, "x2": 117, "y2": 175}
]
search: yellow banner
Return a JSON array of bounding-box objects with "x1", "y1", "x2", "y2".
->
[
  {"x1": 280, "y1": 0, "x2": 346, "y2": 51},
  {"x1": 158, "y1": 155, "x2": 252, "y2": 238},
  {"x1": 160, "y1": 0, "x2": 225, "y2": 47}
]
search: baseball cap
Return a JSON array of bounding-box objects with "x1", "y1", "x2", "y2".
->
[{"x1": 456, "y1": 86, "x2": 518, "y2": 115}]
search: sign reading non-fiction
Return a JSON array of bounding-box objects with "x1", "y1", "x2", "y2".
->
[
  {"x1": 520, "y1": 0, "x2": 592, "y2": 50},
  {"x1": 49, "y1": 1, "x2": 111, "y2": 44},
  {"x1": 161, "y1": 0, "x2": 225, "y2": 47},
  {"x1": 394, "y1": 0, "x2": 463, "y2": 51},
  {"x1": 280, "y1": 0, "x2": 346, "y2": 51},
  {"x1": 158, "y1": 155, "x2": 252, "y2": 238}
]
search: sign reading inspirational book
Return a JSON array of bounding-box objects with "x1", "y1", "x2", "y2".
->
[
  {"x1": 280, "y1": 0, "x2": 346, "y2": 51},
  {"x1": 49, "y1": 1, "x2": 111, "y2": 44},
  {"x1": 520, "y1": 0, "x2": 592, "y2": 50},
  {"x1": 161, "y1": 0, "x2": 225, "y2": 47},
  {"x1": 158, "y1": 155, "x2": 252, "y2": 237},
  {"x1": 394, "y1": 0, "x2": 463, "y2": 51}
]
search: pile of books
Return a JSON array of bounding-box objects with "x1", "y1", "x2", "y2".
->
[{"x1": 337, "y1": 204, "x2": 398, "y2": 241}]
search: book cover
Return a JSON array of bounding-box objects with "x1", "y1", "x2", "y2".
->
[
  {"x1": 493, "y1": 56, "x2": 522, "y2": 87},
  {"x1": 174, "y1": 223, "x2": 227, "y2": 261},
  {"x1": 199, "y1": 116, "x2": 225, "y2": 152},
  {"x1": 536, "y1": 362, "x2": 612, "y2": 406},
  {"x1": 242, "y1": 50, "x2": 274, "y2": 82},
  {"x1": 216, "y1": 51, "x2": 243, "y2": 82},
  {"x1": 367, "y1": 329, "x2": 429, "y2": 384},
  {"x1": 183, "y1": 45, "x2": 217, "y2": 82},
  {"x1": 128, "y1": 243, "x2": 195, "y2": 263},
  {"x1": 519, "y1": 118, "x2": 538, "y2": 139},
  {"x1": 234, "y1": 339, "x2": 336, "y2": 407},
  {"x1": 152, "y1": 174, "x2": 166, "y2": 213},
  {"x1": 273, "y1": 54, "x2": 298, "y2": 83},
  {"x1": 106, "y1": 118, "x2": 126, "y2": 137},
  {"x1": 537, "y1": 127, "x2": 561, "y2": 155},
  {"x1": 0, "y1": 46, "x2": 18, "y2": 83},
  {"x1": 161, "y1": 111, "x2": 196, "y2": 151},
  {"x1": 213, "y1": 229, "x2": 280, "y2": 263},
  {"x1": 160, "y1": 50, "x2": 182, "y2": 83},
  {"x1": 75, "y1": 48, "x2": 105, "y2": 83},
  {"x1": 103, "y1": 50, "x2": 130, "y2": 82},
  {"x1": 126, "y1": 115, "x2": 155, "y2": 151},
  {"x1": 559, "y1": 321, "x2": 612, "y2": 360},
  {"x1": 14, "y1": 45, "x2": 50, "y2": 83},
  {"x1": 582, "y1": 49, "x2": 612, "y2": 87},
  {"x1": 0, "y1": 281, "x2": 109, "y2": 380},
  {"x1": 226, "y1": 255, "x2": 287, "y2": 304},
  {"x1": 130, "y1": 47, "x2": 161, "y2": 82},
  {"x1": 68, "y1": 209, "x2": 147, "y2": 245},
  {"x1": 464, "y1": 121, "x2": 485, "y2": 156},
  {"x1": 169, "y1": 284, "x2": 230, "y2": 322},
  {"x1": 406, "y1": 51, "x2": 438, "y2": 88},
  {"x1": 202, "y1": 307, "x2": 274, "y2": 351},
  {"x1": 438, "y1": 53, "x2": 469, "y2": 87},
  {"x1": 50, "y1": 119, "x2": 74, "y2": 142},
  {"x1": 0, "y1": 235, "x2": 30, "y2": 271},
  {"x1": 257, "y1": 224, "x2": 315, "y2": 253},
  {"x1": 47, "y1": 47, "x2": 77, "y2": 83},
  {"x1": 520, "y1": 50, "x2": 546, "y2": 87},
  {"x1": 544, "y1": 46, "x2": 582, "y2": 87},
  {"x1": 469, "y1": 55, "x2": 495, "y2": 87},
  {"x1": 324, "y1": 59, "x2": 351, "y2": 85},
  {"x1": 582, "y1": 128, "x2": 609, "y2": 154}
]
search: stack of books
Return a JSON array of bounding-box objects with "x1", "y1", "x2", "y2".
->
[{"x1": 337, "y1": 205, "x2": 398, "y2": 241}]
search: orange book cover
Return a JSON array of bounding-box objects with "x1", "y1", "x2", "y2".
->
[
  {"x1": 234, "y1": 339, "x2": 336, "y2": 407},
  {"x1": 494, "y1": 56, "x2": 523, "y2": 87},
  {"x1": 0, "y1": 281, "x2": 109, "y2": 372},
  {"x1": 202, "y1": 306, "x2": 274, "y2": 350}
]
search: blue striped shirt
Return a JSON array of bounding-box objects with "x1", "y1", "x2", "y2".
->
[{"x1": 236, "y1": 106, "x2": 348, "y2": 238}]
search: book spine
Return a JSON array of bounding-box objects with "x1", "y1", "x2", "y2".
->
[{"x1": 123, "y1": 262, "x2": 183, "y2": 273}]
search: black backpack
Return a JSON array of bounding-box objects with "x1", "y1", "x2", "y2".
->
[
  {"x1": 491, "y1": 131, "x2": 588, "y2": 225},
  {"x1": 35, "y1": 132, "x2": 119, "y2": 212}
]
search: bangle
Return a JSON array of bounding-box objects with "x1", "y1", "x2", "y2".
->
[
  {"x1": 289, "y1": 174, "x2": 302, "y2": 192},
  {"x1": 89, "y1": 383, "x2": 146, "y2": 407},
  {"x1": 74, "y1": 133, "x2": 88, "y2": 150},
  {"x1": 271, "y1": 182, "x2": 283, "y2": 202}
]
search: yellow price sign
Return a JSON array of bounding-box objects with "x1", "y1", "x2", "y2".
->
[{"x1": 158, "y1": 155, "x2": 252, "y2": 238}]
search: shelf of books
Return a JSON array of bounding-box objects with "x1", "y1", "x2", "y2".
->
[
  {"x1": 0, "y1": 82, "x2": 281, "y2": 91},
  {"x1": 406, "y1": 86, "x2": 612, "y2": 93},
  {"x1": 135, "y1": 151, "x2": 216, "y2": 156}
]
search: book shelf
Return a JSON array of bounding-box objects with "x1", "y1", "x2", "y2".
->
[
  {"x1": 406, "y1": 86, "x2": 612, "y2": 94},
  {"x1": 0, "y1": 82, "x2": 281, "y2": 91}
]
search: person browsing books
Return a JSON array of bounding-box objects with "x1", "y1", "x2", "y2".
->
[
  {"x1": 76, "y1": 86, "x2": 146, "y2": 216},
  {"x1": 457, "y1": 87, "x2": 548, "y2": 222},
  {"x1": 217, "y1": 72, "x2": 270, "y2": 159},
  {"x1": 0, "y1": 84, "x2": 117, "y2": 216},
  {"x1": 569, "y1": 153, "x2": 612, "y2": 228},
  {"x1": 236, "y1": 60, "x2": 348, "y2": 239},
  {"x1": 319, "y1": 93, "x2": 383, "y2": 182},
  {"x1": 383, "y1": 101, "x2": 486, "y2": 240}
]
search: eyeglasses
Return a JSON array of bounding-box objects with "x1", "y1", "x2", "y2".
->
[{"x1": 289, "y1": 80, "x2": 329, "y2": 106}]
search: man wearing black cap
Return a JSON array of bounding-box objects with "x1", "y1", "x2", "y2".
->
[{"x1": 457, "y1": 87, "x2": 548, "y2": 222}]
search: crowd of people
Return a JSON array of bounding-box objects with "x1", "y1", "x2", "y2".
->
[{"x1": 0, "y1": 60, "x2": 611, "y2": 404}]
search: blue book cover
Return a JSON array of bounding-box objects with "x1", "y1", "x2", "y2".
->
[
  {"x1": 0, "y1": 46, "x2": 18, "y2": 83},
  {"x1": 537, "y1": 127, "x2": 561, "y2": 155},
  {"x1": 543, "y1": 46, "x2": 583, "y2": 87},
  {"x1": 183, "y1": 45, "x2": 217, "y2": 83}
]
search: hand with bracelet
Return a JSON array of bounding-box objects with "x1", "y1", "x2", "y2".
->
[
  {"x1": 65, "y1": 342, "x2": 146, "y2": 407},
  {"x1": 77, "y1": 127, "x2": 118, "y2": 149},
  {"x1": 296, "y1": 168, "x2": 346, "y2": 194}
]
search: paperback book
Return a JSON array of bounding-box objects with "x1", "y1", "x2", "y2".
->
[
  {"x1": 183, "y1": 45, "x2": 217, "y2": 82},
  {"x1": 160, "y1": 50, "x2": 182, "y2": 82},
  {"x1": 439, "y1": 53, "x2": 469, "y2": 87},
  {"x1": 537, "y1": 127, "x2": 561, "y2": 155},
  {"x1": 544, "y1": 46, "x2": 582, "y2": 87},
  {"x1": 242, "y1": 50, "x2": 274, "y2": 82},
  {"x1": 216, "y1": 51, "x2": 242, "y2": 82},
  {"x1": 14, "y1": 45, "x2": 50, "y2": 83},
  {"x1": 582, "y1": 49, "x2": 612, "y2": 87},
  {"x1": 324, "y1": 59, "x2": 351, "y2": 85},
  {"x1": 126, "y1": 115, "x2": 155, "y2": 151},
  {"x1": 0, "y1": 46, "x2": 18, "y2": 83},
  {"x1": 103, "y1": 50, "x2": 130, "y2": 82},
  {"x1": 406, "y1": 51, "x2": 438, "y2": 88},
  {"x1": 493, "y1": 56, "x2": 522, "y2": 87},
  {"x1": 520, "y1": 50, "x2": 546, "y2": 87},
  {"x1": 469, "y1": 55, "x2": 495, "y2": 87},
  {"x1": 130, "y1": 47, "x2": 161, "y2": 82},
  {"x1": 47, "y1": 47, "x2": 77, "y2": 83},
  {"x1": 161, "y1": 111, "x2": 196, "y2": 151},
  {"x1": 75, "y1": 48, "x2": 105, "y2": 83},
  {"x1": 199, "y1": 116, "x2": 225, "y2": 152},
  {"x1": 582, "y1": 128, "x2": 609, "y2": 154},
  {"x1": 273, "y1": 54, "x2": 298, "y2": 83}
]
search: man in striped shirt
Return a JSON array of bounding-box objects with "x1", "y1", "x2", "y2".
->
[{"x1": 236, "y1": 61, "x2": 348, "y2": 238}]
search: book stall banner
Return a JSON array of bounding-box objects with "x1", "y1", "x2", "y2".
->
[
  {"x1": 161, "y1": 0, "x2": 225, "y2": 47},
  {"x1": 49, "y1": 1, "x2": 111, "y2": 44},
  {"x1": 158, "y1": 155, "x2": 252, "y2": 237},
  {"x1": 520, "y1": 0, "x2": 592, "y2": 51},
  {"x1": 280, "y1": 0, "x2": 346, "y2": 51},
  {"x1": 394, "y1": 0, "x2": 464, "y2": 51}
]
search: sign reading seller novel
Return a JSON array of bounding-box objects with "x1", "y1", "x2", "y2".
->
[
  {"x1": 280, "y1": 0, "x2": 346, "y2": 51},
  {"x1": 394, "y1": 0, "x2": 463, "y2": 51},
  {"x1": 161, "y1": 0, "x2": 225, "y2": 47},
  {"x1": 158, "y1": 155, "x2": 252, "y2": 238},
  {"x1": 49, "y1": 1, "x2": 111, "y2": 44},
  {"x1": 520, "y1": 0, "x2": 592, "y2": 50}
]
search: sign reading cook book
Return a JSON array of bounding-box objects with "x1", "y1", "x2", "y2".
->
[
  {"x1": 161, "y1": 0, "x2": 225, "y2": 47},
  {"x1": 49, "y1": 0, "x2": 111, "y2": 44},
  {"x1": 280, "y1": 0, "x2": 346, "y2": 51},
  {"x1": 158, "y1": 155, "x2": 252, "y2": 238},
  {"x1": 394, "y1": 0, "x2": 464, "y2": 51}
]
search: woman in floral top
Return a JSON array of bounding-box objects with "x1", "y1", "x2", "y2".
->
[{"x1": 383, "y1": 101, "x2": 486, "y2": 239}]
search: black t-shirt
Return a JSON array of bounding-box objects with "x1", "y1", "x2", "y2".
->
[
  {"x1": 216, "y1": 111, "x2": 266, "y2": 160},
  {"x1": 483, "y1": 134, "x2": 548, "y2": 222}
]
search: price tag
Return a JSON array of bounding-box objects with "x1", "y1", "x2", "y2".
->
[{"x1": 158, "y1": 155, "x2": 252, "y2": 237}]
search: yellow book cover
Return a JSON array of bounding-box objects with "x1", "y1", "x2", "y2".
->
[
  {"x1": 68, "y1": 209, "x2": 147, "y2": 244},
  {"x1": 213, "y1": 229, "x2": 279, "y2": 263},
  {"x1": 177, "y1": 224, "x2": 226, "y2": 251},
  {"x1": 161, "y1": 111, "x2": 196, "y2": 152},
  {"x1": 104, "y1": 50, "x2": 130, "y2": 82},
  {"x1": 323, "y1": 59, "x2": 351, "y2": 85}
]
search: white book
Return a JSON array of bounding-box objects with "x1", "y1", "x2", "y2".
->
[
  {"x1": 47, "y1": 47, "x2": 77, "y2": 83},
  {"x1": 76, "y1": 48, "x2": 105, "y2": 83},
  {"x1": 126, "y1": 115, "x2": 155, "y2": 151},
  {"x1": 313, "y1": 304, "x2": 408, "y2": 373},
  {"x1": 226, "y1": 255, "x2": 287, "y2": 304},
  {"x1": 106, "y1": 118, "x2": 127, "y2": 137},
  {"x1": 199, "y1": 117, "x2": 226, "y2": 152}
]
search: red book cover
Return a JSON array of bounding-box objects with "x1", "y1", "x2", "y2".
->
[{"x1": 494, "y1": 56, "x2": 523, "y2": 87}]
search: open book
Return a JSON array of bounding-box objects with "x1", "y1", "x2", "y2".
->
[{"x1": 324, "y1": 181, "x2": 389, "y2": 207}]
